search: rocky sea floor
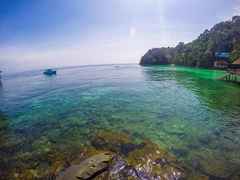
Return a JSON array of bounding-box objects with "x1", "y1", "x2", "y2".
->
[
  {"x1": 1, "y1": 111, "x2": 240, "y2": 180},
  {"x1": 3, "y1": 120, "x2": 239, "y2": 180}
]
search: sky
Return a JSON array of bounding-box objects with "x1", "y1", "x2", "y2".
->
[{"x1": 0, "y1": 0, "x2": 239, "y2": 73}]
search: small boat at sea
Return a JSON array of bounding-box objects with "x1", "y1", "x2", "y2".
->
[
  {"x1": 0, "y1": 71, "x2": 2, "y2": 84},
  {"x1": 43, "y1": 69, "x2": 57, "y2": 76}
]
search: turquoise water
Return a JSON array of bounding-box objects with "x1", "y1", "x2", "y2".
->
[{"x1": 0, "y1": 64, "x2": 240, "y2": 178}]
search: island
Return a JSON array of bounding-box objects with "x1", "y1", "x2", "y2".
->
[{"x1": 140, "y1": 16, "x2": 240, "y2": 69}]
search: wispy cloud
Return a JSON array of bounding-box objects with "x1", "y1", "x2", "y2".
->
[{"x1": 234, "y1": 0, "x2": 240, "y2": 15}]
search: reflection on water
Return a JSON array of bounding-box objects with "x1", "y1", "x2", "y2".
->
[{"x1": 0, "y1": 64, "x2": 240, "y2": 179}]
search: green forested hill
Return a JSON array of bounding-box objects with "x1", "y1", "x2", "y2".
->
[{"x1": 140, "y1": 16, "x2": 240, "y2": 67}]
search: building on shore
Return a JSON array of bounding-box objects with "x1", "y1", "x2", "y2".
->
[
  {"x1": 214, "y1": 60, "x2": 229, "y2": 68},
  {"x1": 214, "y1": 52, "x2": 230, "y2": 69}
]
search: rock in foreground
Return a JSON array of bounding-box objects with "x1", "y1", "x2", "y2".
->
[
  {"x1": 57, "y1": 131, "x2": 187, "y2": 180},
  {"x1": 57, "y1": 152, "x2": 114, "y2": 180}
]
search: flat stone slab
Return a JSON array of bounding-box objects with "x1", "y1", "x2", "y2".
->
[{"x1": 57, "y1": 152, "x2": 114, "y2": 180}]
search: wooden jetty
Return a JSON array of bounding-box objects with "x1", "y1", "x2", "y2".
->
[
  {"x1": 223, "y1": 72, "x2": 239, "y2": 82},
  {"x1": 221, "y1": 58, "x2": 240, "y2": 83}
]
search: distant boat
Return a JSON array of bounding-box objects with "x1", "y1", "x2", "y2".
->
[
  {"x1": 43, "y1": 69, "x2": 57, "y2": 76},
  {"x1": 0, "y1": 71, "x2": 2, "y2": 86}
]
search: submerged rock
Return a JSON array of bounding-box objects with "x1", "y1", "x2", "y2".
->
[
  {"x1": 125, "y1": 140, "x2": 186, "y2": 180},
  {"x1": 58, "y1": 131, "x2": 234, "y2": 180},
  {"x1": 62, "y1": 131, "x2": 187, "y2": 180},
  {"x1": 91, "y1": 131, "x2": 145, "y2": 156},
  {"x1": 92, "y1": 132, "x2": 186, "y2": 180},
  {"x1": 57, "y1": 152, "x2": 114, "y2": 180}
]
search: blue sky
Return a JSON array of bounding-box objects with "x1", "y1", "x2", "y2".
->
[{"x1": 0, "y1": 0, "x2": 239, "y2": 72}]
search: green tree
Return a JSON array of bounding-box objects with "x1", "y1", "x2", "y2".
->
[{"x1": 230, "y1": 42, "x2": 240, "y2": 62}]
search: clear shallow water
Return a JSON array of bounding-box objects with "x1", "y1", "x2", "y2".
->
[{"x1": 0, "y1": 64, "x2": 240, "y2": 178}]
